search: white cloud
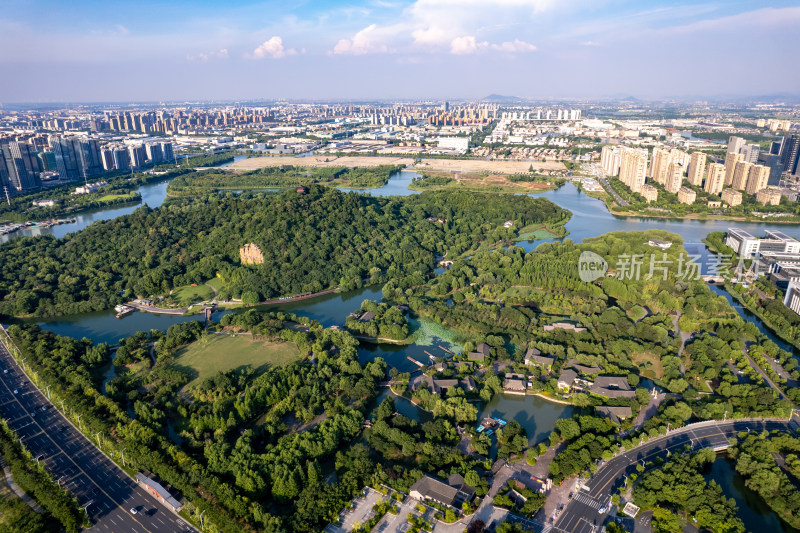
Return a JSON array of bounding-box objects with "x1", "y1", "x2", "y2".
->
[
  {"x1": 252, "y1": 36, "x2": 296, "y2": 59},
  {"x1": 332, "y1": 24, "x2": 391, "y2": 55},
  {"x1": 491, "y1": 39, "x2": 536, "y2": 53},
  {"x1": 450, "y1": 36, "x2": 487, "y2": 54},
  {"x1": 187, "y1": 48, "x2": 230, "y2": 62},
  {"x1": 330, "y1": 0, "x2": 554, "y2": 55}
]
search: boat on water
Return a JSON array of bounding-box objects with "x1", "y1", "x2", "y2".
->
[{"x1": 114, "y1": 304, "x2": 135, "y2": 318}]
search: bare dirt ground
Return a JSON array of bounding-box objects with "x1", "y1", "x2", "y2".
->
[
  {"x1": 230, "y1": 155, "x2": 414, "y2": 169},
  {"x1": 415, "y1": 158, "x2": 564, "y2": 174},
  {"x1": 425, "y1": 171, "x2": 556, "y2": 191},
  {"x1": 230, "y1": 155, "x2": 565, "y2": 175}
]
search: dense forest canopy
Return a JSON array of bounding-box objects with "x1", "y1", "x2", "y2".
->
[
  {"x1": 167, "y1": 164, "x2": 404, "y2": 194},
  {"x1": 0, "y1": 186, "x2": 569, "y2": 317}
]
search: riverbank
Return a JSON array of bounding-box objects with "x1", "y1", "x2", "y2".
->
[
  {"x1": 609, "y1": 207, "x2": 800, "y2": 224},
  {"x1": 351, "y1": 334, "x2": 415, "y2": 345},
  {"x1": 723, "y1": 282, "x2": 800, "y2": 356},
  {"x1": 531, "y1": 392, "x2": 574, "y2": 406}
]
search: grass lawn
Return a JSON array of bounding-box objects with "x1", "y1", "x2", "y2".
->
[
  {"x1": 173, "y1": 334, "x2": 300, "y2": 388},
  {"x1": 206, "y1": 277, "x2": 225, "y2": 291},
  {"x1": 96, "y1": 193, "x2": 135, "y2": 201},
  {"x1": 631, "y1": 351, "x2": 664, "y2": 380},
  {"x1": 170, "y1": 284, "x2": 214, "y2": 307},
  {"x1": 515, "y1": 224, "x2": 559, "y2": 241}
]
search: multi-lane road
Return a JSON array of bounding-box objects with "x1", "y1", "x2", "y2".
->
[
  {"x1": 0, "y1": 340, "x2": 195, "y2": 533},
  {"x1": 554, "y1": 417, "x2": 798, "y2": 533}
]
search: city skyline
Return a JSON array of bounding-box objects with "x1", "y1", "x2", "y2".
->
[{"x1": 1, "y1": 0, "x2": 799, "y2": 103}]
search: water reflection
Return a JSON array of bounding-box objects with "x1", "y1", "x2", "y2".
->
[
  {"x1": 479, "y1": 393, "x2": 575, "y2": 449},
  {"x1": 706, "y1": 457, "x2": 799, "y2": 533}
]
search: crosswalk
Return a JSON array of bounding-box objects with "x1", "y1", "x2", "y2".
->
[{"x1": 573, "y1": 492, "x2": 603, "y2": 510}]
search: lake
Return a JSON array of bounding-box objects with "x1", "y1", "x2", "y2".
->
[
  {"x1": 357, "y1": 317, "x2": 464, "y2": 373},
  {"x1": 706, "y1": 457, "x2": 799, "y2": 533},
  {"x1": 339, "y1": 169, "x2": 423, "y2": 196},
  {"x1": 0, "y1": 179, "x2": 171, "y2": 243},
  {"x1": 479, "y1": 393, "x2": 575, "y2": 447}
]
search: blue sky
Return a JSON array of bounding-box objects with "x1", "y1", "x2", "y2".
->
[{"x1": 1, "y1": 0, "x2": 798, "y2": 102}]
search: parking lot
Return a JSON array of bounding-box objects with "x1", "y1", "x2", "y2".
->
[{"x1": 325, "y1": 487, "x2": 384, "y2": 533}]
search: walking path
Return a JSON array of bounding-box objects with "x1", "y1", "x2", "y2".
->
[{"x1": 0, "y1": 459, "x2": 43, "y2": 512}]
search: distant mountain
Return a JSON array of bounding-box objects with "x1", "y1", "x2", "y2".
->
[{"x1": 481, "y1": 94, "x2": 527, "y2": 103}]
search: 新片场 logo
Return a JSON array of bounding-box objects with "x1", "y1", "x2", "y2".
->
[{"x1": 578, "y1": 251, "x2": 608, "y2": 282}]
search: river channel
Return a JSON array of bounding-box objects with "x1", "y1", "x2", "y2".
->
[{"x1": 4, "y1": 169, "x2": 800, "y2": 466}]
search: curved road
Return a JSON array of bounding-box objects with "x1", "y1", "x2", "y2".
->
[
  {"x1": 0, "y1": 339, "x2": 196, "y2": 533},
  {"x1": 554, "y1": 417, "x2": 798, "y2": 533}
]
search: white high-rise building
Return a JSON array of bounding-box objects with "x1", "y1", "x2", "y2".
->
[
  {"x1": 740, "y1": 144, "x2": 760, "y2": 164},
  {"x1": 687, "y1": 152, "x2": 706, "y2": 187},
  {"x1": 727, "y1": 136, "x2": 745, "y2": 157},
  {"x1": 600, "y1": 146, "x2": 620, "y2": 176},
  {"x1": 619, "y1": 147, "x2": 649, "y2": 193},
  {"x1": 704, "y1": 162, "x2": 725, "y2": 195},
  {"x1": 665, "y1": 162, "x2": 684, "y2": 193}
]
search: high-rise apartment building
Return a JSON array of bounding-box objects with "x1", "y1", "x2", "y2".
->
[
  {"x1": 731, "y1": 161, "x2": 753, "y2": 191},
  {"x1": 704, "y1": 162, "x2": 726, "y2": 195},
  {"x1": 686, "y1": 152, "x2": 706, "y2": 186},
  {"x1": 145, "y1": 143, "x2": 163, "y2": 164},
  {"x1": 128, "y1": 145, "x2": 146, "y2": 169},
  {"x1": 160, "y1": 142, "x2": 175, "y2": 162},
  {"x1": 81, "y1": 139, "x2": 104, "y2": 176},
  {"x1": 600, "y1": 146, "x2": 620, "y2": 176},
  {"x1": 724, "y1": 152, "x2": 744, "y2": 186},
  {"x1": 619, "y1": 147, "x2": 649, "y2": 193},
  {"x1": 740, "y1": 144, "x2": 760, "y2": 164},
  {"x1": 758, "y1": 152, "x2": 784, "y2": 186},
  {"x1": 745, "y1": 164, "x2": 770, "y2": 195},
  {"x1": 0, "y1": 141, "x2": 43, "y2": 191},
  {"x1": 670, "y1": 148, "x2": 690, "y2": 169},
  {"x1": 48, "y1": 136, "x2": 102, "y2": 180},
  {"x1": 649, "y1": 147, "x2": 670, "y2": 183},
  {"x1": 113, "y1": 148, "x2": 130, "y2": 171},
  {"x1": 727, "y1": 136, "x2": 745, "y2": 157},
  {"x1": 49, "y1": 135, "x2": 82, "y2": 180},
  {"x1": 665, "y1": 161, "x2": 684, "y2": 193},
  {"x1": 780, "y1": 134, "x2": 800, "y2": 177},
  {"x1": 101, "y1": 149, "x2": 115, "y2": 171}
]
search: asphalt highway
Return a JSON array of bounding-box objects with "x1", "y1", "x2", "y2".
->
[
  {"x1": 554, "y1": 418, "x2": 798, "y2": 533},
  {"x1": 0, "y1": 341, "x2": 195, "y2": 533}
]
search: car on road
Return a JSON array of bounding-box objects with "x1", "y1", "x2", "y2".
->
[
  {"x1": 13, "y1": 389, "x2": 17, "y2": 394},
  {"x1": 599, "y1": 505, "x2": 608, "y2": 514},
  {"x1": 130, "y1": 507, "x2": 139, "y2": 515}
]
